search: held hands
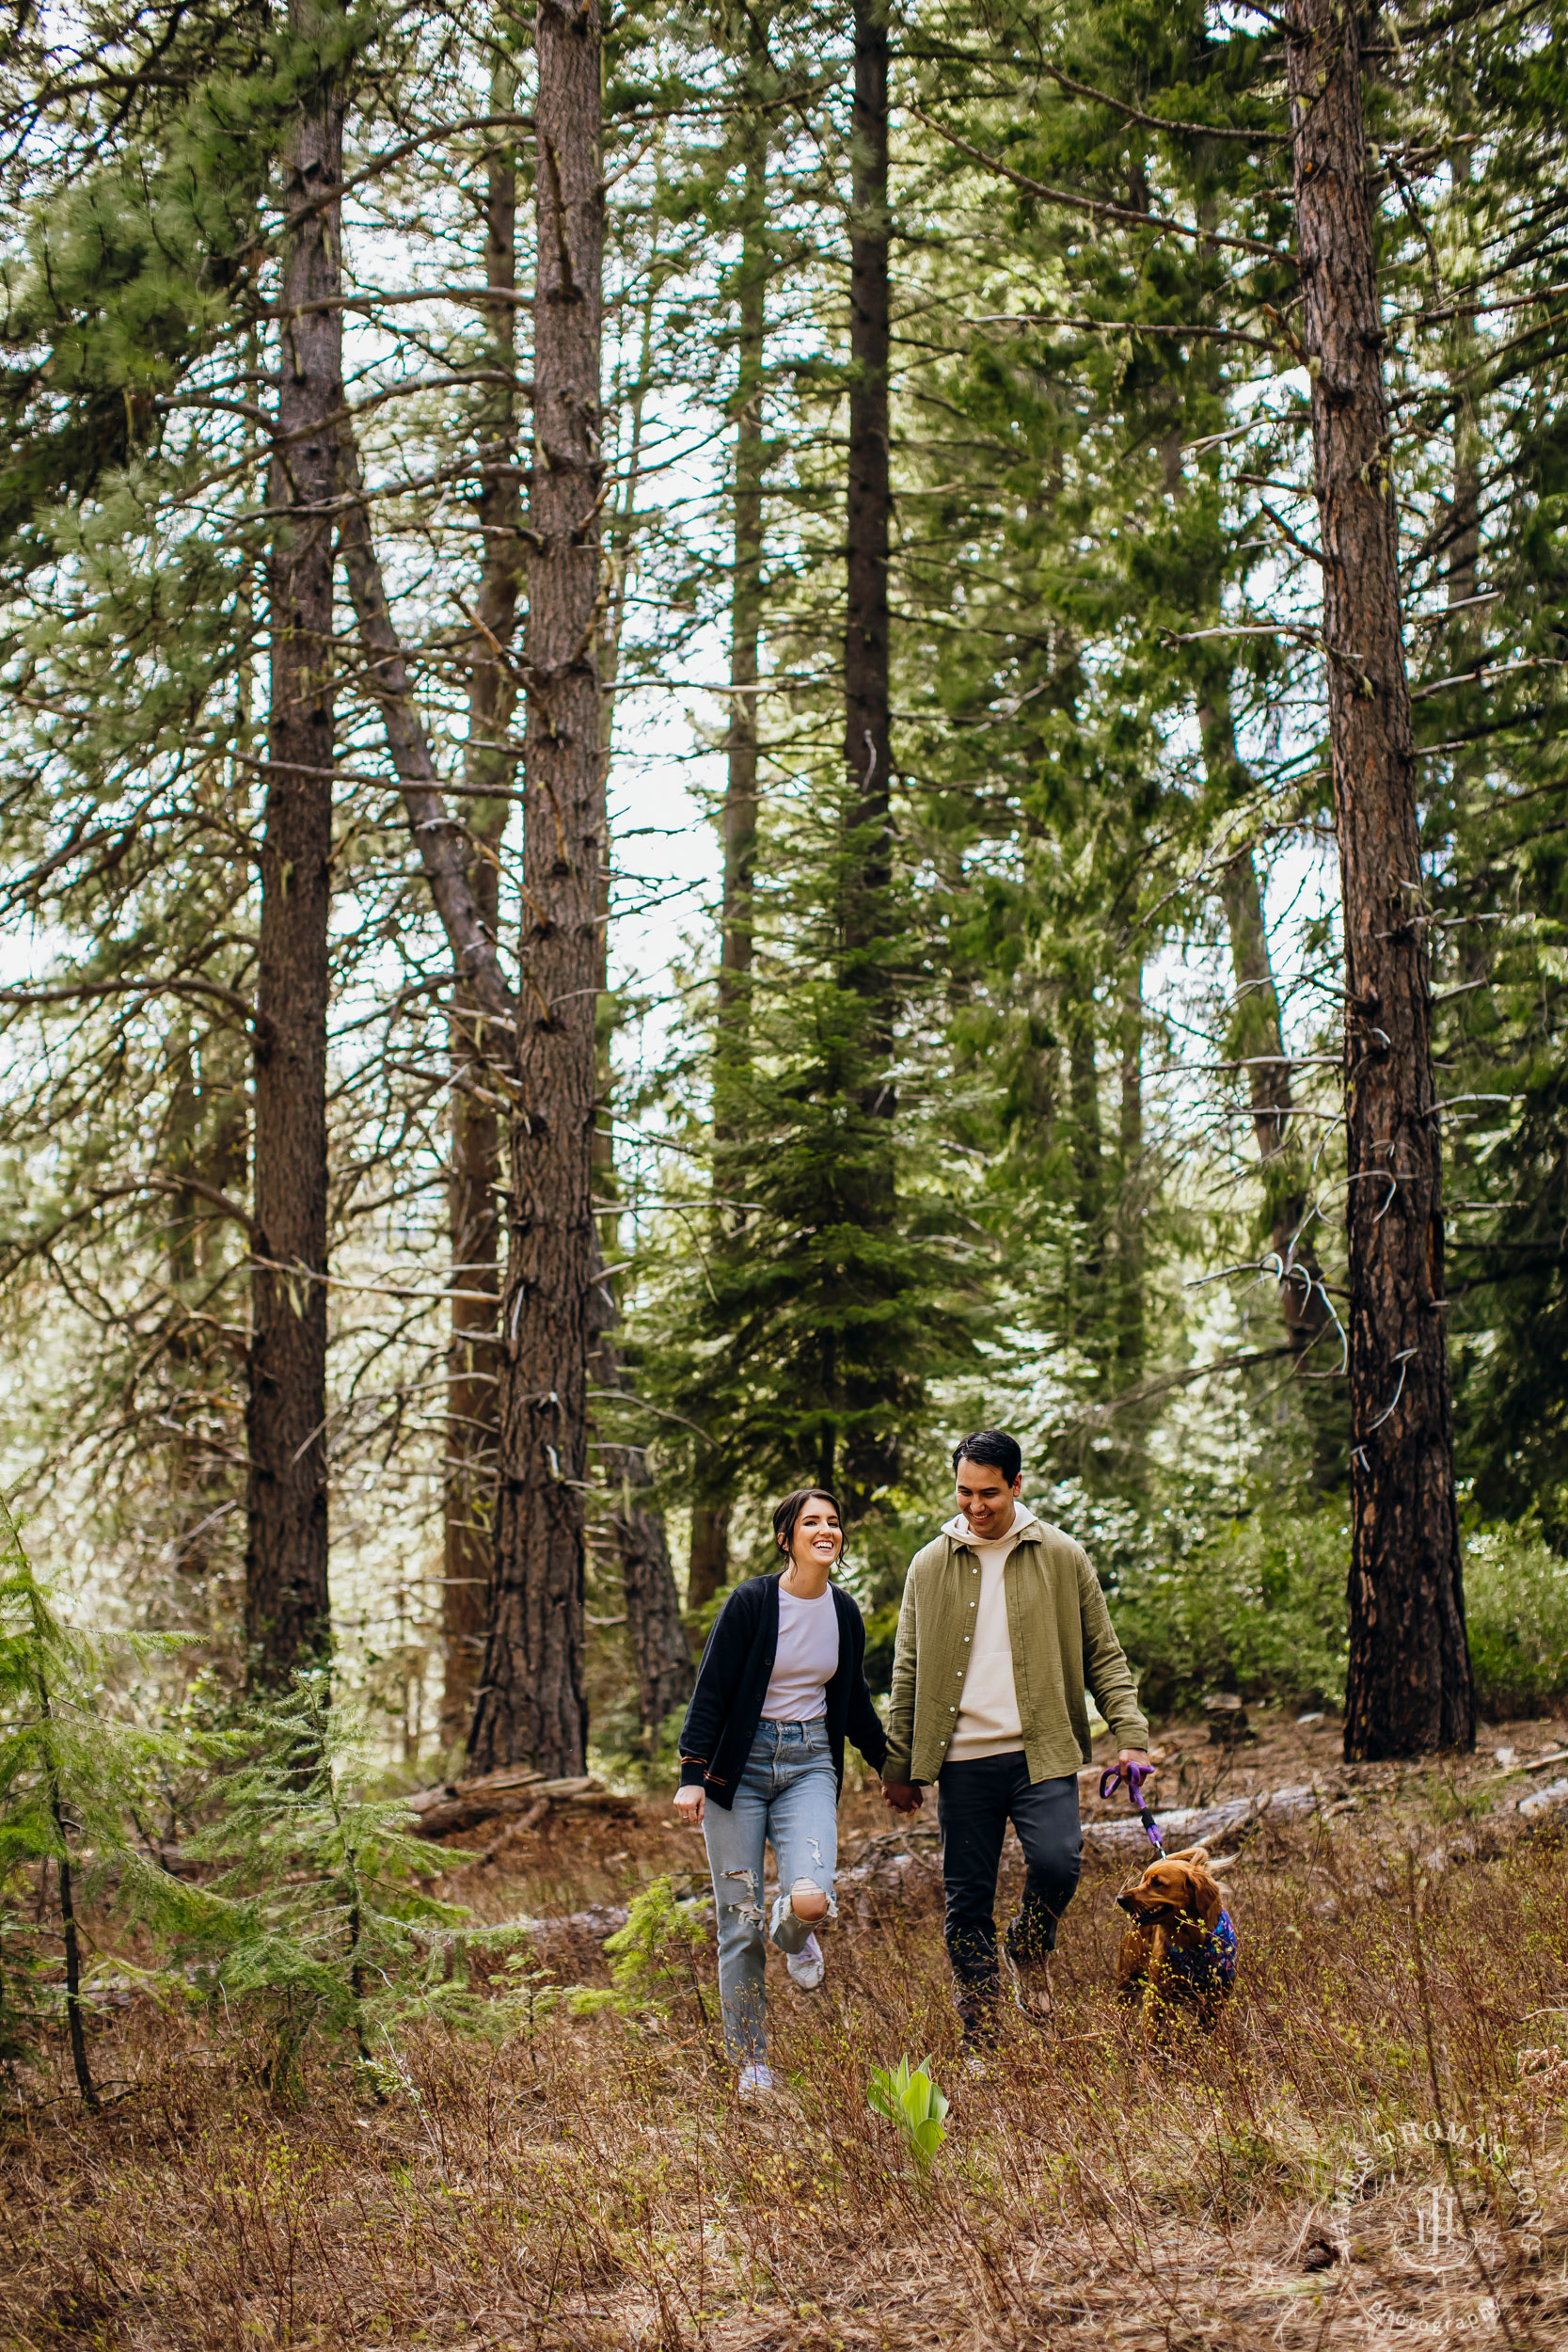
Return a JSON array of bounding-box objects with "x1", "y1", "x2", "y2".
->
[
  {"x1": 882, "y1": 1756, "x2": 1148, "y2": 1818},
  {"x1": 673, "y1": 1783, "x2": 705, "y2": 1827}
]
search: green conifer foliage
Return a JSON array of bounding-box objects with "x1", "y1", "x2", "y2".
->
[
  {"x1": 173, "y1": 1671, "x2": 500, "y2": 2096},
  {"x1": 651, "y1": 774, "x2": 974, "y2": 1525},
  {"x1": 0, "y1": 1499, "x2": 186, "y2": 2104}
]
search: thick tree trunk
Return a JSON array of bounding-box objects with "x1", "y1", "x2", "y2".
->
[
  {"x1": 246, "y1": 5, "x2": 341, "y2": 1682},
  {"x1": 443, "y1": 70, "x2": 522, "y2": 1745},
  {"x1": 468, "y1": 0, "x2": 603, "y2": 1775},
  {"x1": 686, "y1": 1502, "x2": 731, "y2": 1608},
  {"x1": 1286, "y1": 0, "x2": 1472, "y2": 1757},
  {"x1": 839, "y1": 0, "x2": 898, "y2": 1514}
]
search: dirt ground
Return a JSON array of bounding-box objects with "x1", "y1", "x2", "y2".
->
[{"x1": 4, "y1": 1704, "x2": 1567, "y2": 2350}]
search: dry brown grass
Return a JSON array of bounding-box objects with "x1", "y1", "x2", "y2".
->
[{"x1": 5, "y1": 1741, "x2": 1568, "y2": 2350}]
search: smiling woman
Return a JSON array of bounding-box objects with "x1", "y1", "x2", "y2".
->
[{"x1": 672, "y1": 1487, "x2": 889, "y2": 2103}]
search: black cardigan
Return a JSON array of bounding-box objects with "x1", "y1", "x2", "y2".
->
[{"x1": 677, "y1": 1574, "x2": 889, "y2": 1809}]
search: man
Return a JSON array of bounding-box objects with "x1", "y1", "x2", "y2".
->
[{"x1": 881, "y1": 1429, "x2": 1152, "y2": 2045}]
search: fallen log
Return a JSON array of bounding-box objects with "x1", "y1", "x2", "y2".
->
[
  {"x1": 406, "y1": 1765, "x2": 543, "y2": 1817},
  {"x1": 1081, "y1": 1782, "x2": 1322, "y2": 1867},
  {"x1": 408, "y1": 1771, "x2": 635, "y2": 1838}
]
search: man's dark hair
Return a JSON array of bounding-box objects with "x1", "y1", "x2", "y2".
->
[{"x1": 952, "y1": 1429, "x2": 1022, "y2": 1485}]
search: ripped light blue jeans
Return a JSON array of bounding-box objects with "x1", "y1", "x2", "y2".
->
[{"x1": 702, "y1": 1719, "x2": 838, "y2": 2063}]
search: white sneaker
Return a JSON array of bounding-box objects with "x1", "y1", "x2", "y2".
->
[
  {"x1": 786, "y1": 1932, "x2": 825, "y2": 1991},
  {"x1": 737, "y1": 2063, "x2": 775, "y2": 2104}
]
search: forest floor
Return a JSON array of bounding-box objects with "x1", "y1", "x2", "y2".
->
[{"x1": 6, "y1": 1703, "x2": 1568, "y2": 2350}]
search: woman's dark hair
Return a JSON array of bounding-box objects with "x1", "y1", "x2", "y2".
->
[
  {"x1": 772, "y1": 1487, "x2": 845, "y2": 1568},
  {"x1": 951, "y1": 1428, "x2": 1022, "y2": 1485}
]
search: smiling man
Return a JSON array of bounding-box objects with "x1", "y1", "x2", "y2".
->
[{"x1": 881, "y1": 1430, "x2": 1151, "y2": 2048}]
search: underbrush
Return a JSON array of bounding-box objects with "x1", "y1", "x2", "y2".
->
[
  {"x1": 1464, "y1": 1521, "x2": 1568, "y2": 1719},
  {"x1": 1116, "y1": 1501, "x2": 1350, "y2": 1713},
  {"x1": 3, "y1": 1827, "x2": 1565, "y2": 2350},
  {"x1": 1118, "y1": 1500, "x2": 1568, "y2": 1722}
]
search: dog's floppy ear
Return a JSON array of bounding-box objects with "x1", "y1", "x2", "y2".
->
[{"x1": 1182, "y1": 1857, "x2": 1223, "y2": 1931}]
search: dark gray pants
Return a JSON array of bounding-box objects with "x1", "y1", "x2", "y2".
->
[{"x1": 936, "y1": 1754, "x2": 1083, "y2": 2037}]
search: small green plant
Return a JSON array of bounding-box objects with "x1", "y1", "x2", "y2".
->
[
  {"x1": 568, "y1": 1874, "x2": 711, "y2": 2024},
  {"x1": 867, "y1": 2053, "x2": 949, "y2": 2177}
]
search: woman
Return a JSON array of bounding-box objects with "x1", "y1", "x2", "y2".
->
[{"x1": 674, "y1": 1487, "x2": 888, "y2": 2101}]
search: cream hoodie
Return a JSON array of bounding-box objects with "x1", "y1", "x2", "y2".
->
[{"x1": 944, "y1": 1500, "x2": 1044, "y2": 1762}]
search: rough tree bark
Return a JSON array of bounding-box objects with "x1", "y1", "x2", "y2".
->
[
  {"x1": 442, "y1": 68, "x2": 523, "y2": 1743},
  {"x1": 839, "y1": 0, "x2": 898, "y2": 1513},
  {"x1": 686, "y1": 1505, "x2": 730, "y2": 1610},
  {"x1": 467, "y1": 0, "x2": 604, "y2": 1775},
  {"x1": 1286, "y1": 0, "x2": 1473, "y2": 1756},
  {"x1": 339, "y1": 198, "x2": 662, "y2": 1763},
  {"x1": 245, "y1": 3, "x2": 341, "y2": 1681}
]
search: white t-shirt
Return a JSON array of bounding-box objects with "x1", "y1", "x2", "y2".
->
[
  {"x1": 947, "y1": 1502, "x2": 1042, "y2": 1761},
  {"x1": 761, "y1": 1584, "x2": 840, "y2": 1722}
]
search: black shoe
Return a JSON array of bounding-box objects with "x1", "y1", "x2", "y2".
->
[
  {"x1": 1004, "y1": 1942, "x2": 1053, "y2": 2024},
  {"x1": 956, "y1": 1979, "x2": 1001, "y2": 2052}
]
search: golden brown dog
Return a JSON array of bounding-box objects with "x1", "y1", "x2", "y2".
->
[{"x1": 1114, "y1": 1844, "x2": 1236, "y2": 2042}]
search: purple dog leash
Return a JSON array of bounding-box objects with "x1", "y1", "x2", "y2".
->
[{"x1": 1101, "y1": 1760, "x2": 1165, "y2": 1855}]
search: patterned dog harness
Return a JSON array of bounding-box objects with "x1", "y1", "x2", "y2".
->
[{"x1": 1162, "y1": 1909, "x2": 1238, "y2": 1996}]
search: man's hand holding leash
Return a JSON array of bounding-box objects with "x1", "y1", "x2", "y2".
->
[{"x1": 1101, "y1": 1754, "x2": 1161, "y2": 1850}]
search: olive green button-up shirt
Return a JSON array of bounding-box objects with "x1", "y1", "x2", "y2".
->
[{"x1": 882, "y1": 1516, "x2": 1149, "y2": 1788}]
